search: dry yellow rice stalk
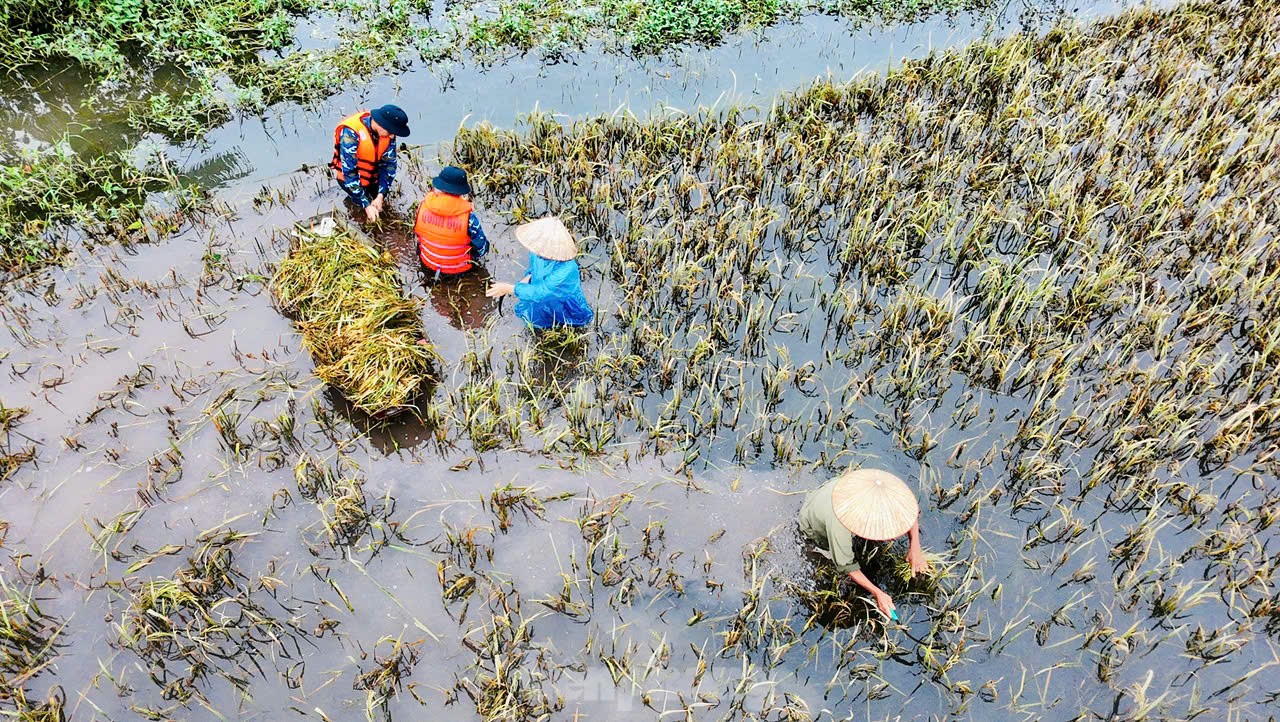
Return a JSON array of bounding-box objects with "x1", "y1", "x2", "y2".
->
[{"x1": 272, "y1": 220, "x2": 437, "y2": 416}]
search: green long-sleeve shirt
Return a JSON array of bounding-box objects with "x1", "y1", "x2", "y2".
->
[{"x1": 798, "y1": 478, "x2": 884, "y2": 575}]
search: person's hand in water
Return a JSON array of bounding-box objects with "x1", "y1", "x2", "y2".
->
[
  {"x1": 365, "y1": 194, "x2": 384, "y2": 223},
  {"x1": 906, "y1": 543, "x2": 928, "y2": 577},
  {"x1": 485, "y1": 282, "x2": 515, "y2": 298}
]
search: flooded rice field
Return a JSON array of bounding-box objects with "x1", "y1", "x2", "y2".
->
[
  {"x1": 3, "y1": 0, "x2": 1279, "y2": 720},
  {"x1": 2, "y1": 0, "x2": 1160, "y2": 184}
]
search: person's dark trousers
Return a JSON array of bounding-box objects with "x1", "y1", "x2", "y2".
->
[{"x1": 420, "y1": 264, "x2": 471, "y2": 285}]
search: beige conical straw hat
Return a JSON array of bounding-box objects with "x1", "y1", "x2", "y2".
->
[
  {"x1": 831, "y1": 468, "x2": 919, "y2": 541},
  {"x1": 515, "y1": 216, "x2": 578, "y2": 261}
]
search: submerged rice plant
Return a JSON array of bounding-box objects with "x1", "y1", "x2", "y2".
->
[
  {"x1": 0, "y1": 576, "x2": 62, "y2": 685},
  {"x1": 446, "y1": 0, "x2": 1280, "y2": 490},
  {"x1": 117, "y1": 531, "x2": 303, "y2": 706},
  {"x1": 0, "y1": 573, "x2": 63, "y2": 722},
  {"x1": 294, "y1": 454, "x2": 401, "y2": 554},
  {"x1": 355, "y1": 636, "x2": 423, "y2": 721},
  {"x1": 401, "y1": 1, "x2": 1280, "y2": 716},
  {"x1": 0, "y1": 403, "x2": 36, "y2": 483}
]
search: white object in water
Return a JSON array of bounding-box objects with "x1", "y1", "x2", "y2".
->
[{"x1": 311, "y1": 216, "x2": 338, "y2": 238}]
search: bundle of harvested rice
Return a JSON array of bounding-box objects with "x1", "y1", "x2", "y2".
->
[{"x1": 272, "y1": 219, "x2": 437, "y2": 416}]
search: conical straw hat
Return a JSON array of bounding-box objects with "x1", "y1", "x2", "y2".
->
[
  {"x1": 831, "y1": 469, "x2": 918, "y2": 541},
  {"x1": 515, "y1": 216, "x2": 578, "y2": 261}
]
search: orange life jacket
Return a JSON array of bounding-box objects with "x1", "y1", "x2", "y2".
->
[
  {"x1": 416, "y1": 192, "x2": 475, "y2": 274},
  {"x1": 330, "y1": 111, "x2": 392, "y2": 186}
]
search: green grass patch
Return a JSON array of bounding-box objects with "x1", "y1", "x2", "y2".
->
[{"x1": 0, "y1": 144, "x2": 201, "y2": 277}]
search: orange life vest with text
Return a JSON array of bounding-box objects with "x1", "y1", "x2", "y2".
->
[
  {"x1": 416, "y1": 192, "x2": 474, "y2": 274},
  {"x1": 330, "y1": 111, "x2": 392, "y2": 186}
]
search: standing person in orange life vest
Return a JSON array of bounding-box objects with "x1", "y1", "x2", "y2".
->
[
  {"x1": 330, "y1": 104, "x2": 410, "y2": 223},
  {"x1": 415, "y1": 166, "x2": 490, "y2": 279}
]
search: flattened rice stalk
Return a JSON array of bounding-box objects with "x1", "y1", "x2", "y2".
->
[{"x1": 272, "y1": 224, "x2": 438, "y2": 415}]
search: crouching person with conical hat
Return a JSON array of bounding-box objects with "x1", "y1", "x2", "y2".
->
[
  {"x1": 485, "y1": 216, "x2": 593, "y2": 329},
  {"x1": 798, "y1": 468, "x2": 927, "y2": 619}
]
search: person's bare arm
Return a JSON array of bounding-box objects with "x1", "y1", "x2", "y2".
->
[
  {"x1": 905, "y1": 520, "x2": 927, "y2": 576},
  {"x1": 485, "y1": 282, "x2": 516, "y2": 298},
  {"x1": 848, "y1": 569, "x2": 895, "y2": 617}
]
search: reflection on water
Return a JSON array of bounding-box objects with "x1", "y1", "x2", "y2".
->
[
  {"x1": 181, "y1": 147, "x2": 256, "y2": 188},
  {"x1": 0, "y1": 61, "x2": 206, "y2": 160},
  {"x1": 424, "y1": 265, "x2": 498, "y2": 332},
  {"x1": 348, "y1": 192, "x2": 503, "y2": 332},
  {"x1": 323, "y1": 386, "x2": 441, "y2": 455}
]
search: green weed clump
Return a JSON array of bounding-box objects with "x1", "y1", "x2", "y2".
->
[
  {"x1": 272, "y1": 221, "x2": 437, "y2": 416},
  {"x1": 451, "y1": 0, "x2": 986, "y2": 59},
  {"x1": 629, "y1": 0, "x2": 784, "y2": 47},
  {"x1": 0, "y1": 145, "x2": 197, "y2": 278},
  {"x1": 0, "y1": 0, "x2": 306, "y2": 73}
]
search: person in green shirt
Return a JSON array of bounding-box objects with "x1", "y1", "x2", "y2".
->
[{"x1": 799, "y1": 468, "x2": 927, "y2": 619}]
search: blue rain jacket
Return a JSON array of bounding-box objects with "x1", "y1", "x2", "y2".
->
[{"x1": 514, "y1": 253, "x2": 594, "y2": 329}]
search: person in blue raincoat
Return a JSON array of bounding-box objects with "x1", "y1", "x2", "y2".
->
[{"x1": 485, "y1": 216, "x2": 594, "y2": 329}]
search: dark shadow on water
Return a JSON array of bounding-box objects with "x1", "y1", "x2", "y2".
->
[
  {"x1": 354, "y1": 199, "x2": 502, "y2": 333},
  {"x1": 321, "y1": 386, "x2": 440, "y2": 456},
  {"x1": 422, "y1": 266, "x2": 499, "y2": 333}
]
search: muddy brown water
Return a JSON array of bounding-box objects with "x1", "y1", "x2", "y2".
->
[{"x1": 6, "y1": 0, "x2": 1262, "y2": 720}]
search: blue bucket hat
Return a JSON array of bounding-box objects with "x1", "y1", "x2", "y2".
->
[
  {"x1": 432, "y1": 166, "x2": 471, "y2": 196},
  {"x1": 370, "y1": 104, "x2": 411, "y2": 137}
]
